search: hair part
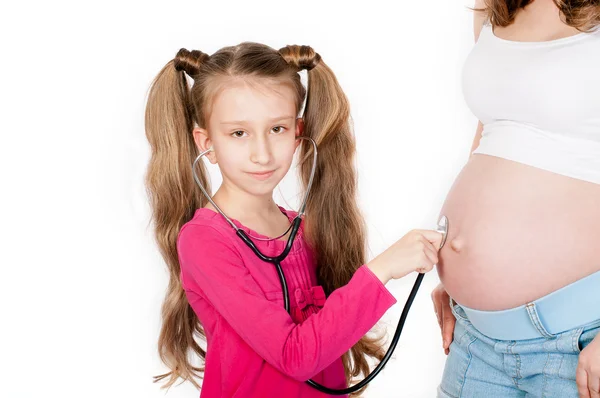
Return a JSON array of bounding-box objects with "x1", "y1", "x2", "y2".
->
[{"x1": 145, "y1": 43, "x2": 385, "y2": 396}]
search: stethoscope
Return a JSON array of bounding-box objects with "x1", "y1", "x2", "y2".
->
[{"x1": 192, "y1": 136, "x2": 449, "y2": 395}]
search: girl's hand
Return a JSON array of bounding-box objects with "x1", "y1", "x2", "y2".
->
[
  {"x1": 431, "y1": 283, "x2": 455, "y2": 355},
  {"x1": 367, "y1": 229, "x2": 443, "y2": 284},
  {"x1": 576, "y1": 333, "x2": 600, "y2": 397}
]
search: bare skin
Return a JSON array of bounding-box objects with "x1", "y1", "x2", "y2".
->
[
  {"x1": 438, "y1": 153, "x2": 600, "y2": 309},
  {"x1": 193, "y1": 78, "x2": 443, "y2": 287},
  {"x1": 432, "y1": 0, "x2": 600, "y2": 349}
]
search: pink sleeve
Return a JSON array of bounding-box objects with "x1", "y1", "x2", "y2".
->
[{"x1": 177, "y1": 223, "x2": 397, "y2": 382}]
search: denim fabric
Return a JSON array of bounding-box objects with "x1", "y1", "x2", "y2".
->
[{"x1": 437, "y1": 301, "x2": 600, "y2": 397}]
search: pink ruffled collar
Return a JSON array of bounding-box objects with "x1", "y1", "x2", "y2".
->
[{"x1": 194, "y1": 205, "x2": 305, "y2": 254}]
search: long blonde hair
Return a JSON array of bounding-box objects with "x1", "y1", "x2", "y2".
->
[
  {"x1": 144, "y1": 43, "x2": 384, "y2": 395},
  {"x1": 476, "y1": 0, "x2": 600, "y2": 31}
]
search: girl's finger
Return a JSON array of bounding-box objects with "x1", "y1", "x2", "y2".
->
[
  {"x1": 423, "y1": 244, "x2": 439, "y2": 266},
  {"x1": 416, "y1": 230, "x2": 444, "y2": 250}
]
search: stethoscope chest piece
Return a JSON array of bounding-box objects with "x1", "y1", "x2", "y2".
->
[{"x1": 437, "y1": 215, "x2": 449, "y2": 250}]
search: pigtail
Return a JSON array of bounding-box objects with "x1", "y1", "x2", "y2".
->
[
  {"x1": 280, "y1": 45, "x2": 386, "y2": 396},
  {"x1": 144, "y1": 48, "x2": 210, "y2": 389}
]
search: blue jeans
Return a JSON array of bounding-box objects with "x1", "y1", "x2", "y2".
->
[{"x1": 437, "y1": 301, "x2": 600, "y2": 397}]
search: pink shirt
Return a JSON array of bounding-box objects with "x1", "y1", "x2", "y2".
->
[{"x1": 177, "y1": 206, "x2": 397, "y2": 397}]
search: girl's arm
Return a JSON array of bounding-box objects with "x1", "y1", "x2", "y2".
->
[{"x1": 177, "y1": 223, "x2": 397, "y2": 382}]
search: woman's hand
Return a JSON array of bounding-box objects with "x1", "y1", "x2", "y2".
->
[
  {"x1": 577, "y1": 333, "x2": 600, "y2": 397},
  {"x1": 431, "y1": 283, "x2": 455, "y2": 355}
]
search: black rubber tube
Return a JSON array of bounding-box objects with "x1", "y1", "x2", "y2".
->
[{"x1": 237, "y1": 223, "x2": 426, "y2": 394}]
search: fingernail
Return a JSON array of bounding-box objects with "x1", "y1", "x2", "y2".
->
[{"x1": 443, "y1": 340, "x2": 449, "y2": 348}]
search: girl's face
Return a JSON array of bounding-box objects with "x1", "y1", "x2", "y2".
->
[{"x1": 194, "y1": 78, "x2": 302, "y2": 198}]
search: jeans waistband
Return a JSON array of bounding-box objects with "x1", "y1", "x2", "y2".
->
[{"x1": 452, "y1": 269, "x2": 600, "y2": 340}]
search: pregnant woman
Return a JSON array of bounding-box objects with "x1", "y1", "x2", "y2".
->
[{"x1": 432, "y1": 0, "x2": 600, "y2": 397}]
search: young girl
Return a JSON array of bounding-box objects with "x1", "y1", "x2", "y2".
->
[
  {"x1": 144, "y1": 43, "x2": 443, "y2": 397},
  {"x1": 431, "y1": 1, "x2": 600, "y2": 397}
]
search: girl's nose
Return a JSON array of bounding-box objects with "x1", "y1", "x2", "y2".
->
[{"x1": 250, "y1": 136, "x2": 273, "y2": 165}]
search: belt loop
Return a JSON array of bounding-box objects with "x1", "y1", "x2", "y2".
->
[
  {"x1": 449, "y1": 296, "x2": 456, "y2": 308},
  {"x1": 448, "y1": 296, "x2": 469, "y2": 321},
  {"x1": 525, "y1": 302, "x2": 555, "y2": 339}
]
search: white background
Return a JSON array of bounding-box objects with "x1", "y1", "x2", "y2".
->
[{"x1": 1, "y1": 1, "x2": 477, "y2": 396}]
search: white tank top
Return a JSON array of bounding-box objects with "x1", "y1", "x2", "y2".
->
[{"x1": 463, "y1": 22, "x2": 600, "y2": 184}]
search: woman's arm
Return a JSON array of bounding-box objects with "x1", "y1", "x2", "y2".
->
[
  {"x1": 469, "y1": 121, "x2": 484, "y2": 156},
  {"x1": 432, "y1": 0, "x2": 488, "y2": 354},
  {"x1": 474, "y1": 0, "x2": 487, "y2": 41},
  {"x1": 469, "y1": 0, "x2": 486, "y2": 157}
]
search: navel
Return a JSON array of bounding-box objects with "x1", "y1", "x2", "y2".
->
[{"x1": 450, "y1": 237, "x2": 464, "y2": 253}]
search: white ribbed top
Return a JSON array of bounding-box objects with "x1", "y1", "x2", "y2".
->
[{"x1": 463, "y1": 23, "x2": 600, "y2": 184}]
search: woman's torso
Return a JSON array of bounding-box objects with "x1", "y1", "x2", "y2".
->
[{"x1": 437, "y1": 10, "x2": 600, "y2": 310}]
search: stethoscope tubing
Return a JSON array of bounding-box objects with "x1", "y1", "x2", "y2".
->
[
  {"x1": 242, "y1": 227, "x2": 433, "y2": 395},
  {"x1": 192, "y1": 136, "x2": 449, "y2": 394}
]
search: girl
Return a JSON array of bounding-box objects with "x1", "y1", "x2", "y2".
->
[
  {"x1": 145, "y1": 43, "x2": 443, "y2": 397},
  {"x1": 431, "y1": 1, "x2": 600, "y2": 397}
]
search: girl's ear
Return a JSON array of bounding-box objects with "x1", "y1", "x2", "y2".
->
[
  {"x1": 295, "y1": 118, "x2": 304, "y2": 149},
  {"x1": 193, "y1": 127, "x2": 217, "y2": 164}
]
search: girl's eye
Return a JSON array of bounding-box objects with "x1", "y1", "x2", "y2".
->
[
  {"x1": 272, "y1": 126, "x2": 286, "y2": 134},
  {"x1": 231, "y1": 130, "x2": 247, "y2": 138}
]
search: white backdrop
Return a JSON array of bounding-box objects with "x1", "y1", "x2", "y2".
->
[{"x1": 0, "y1": 1, "x2": 477, "y2": 396}]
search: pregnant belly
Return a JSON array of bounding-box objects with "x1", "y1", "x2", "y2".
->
[{"x1": 437, "y1": 154, "x2": 600, "y2": 311}]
